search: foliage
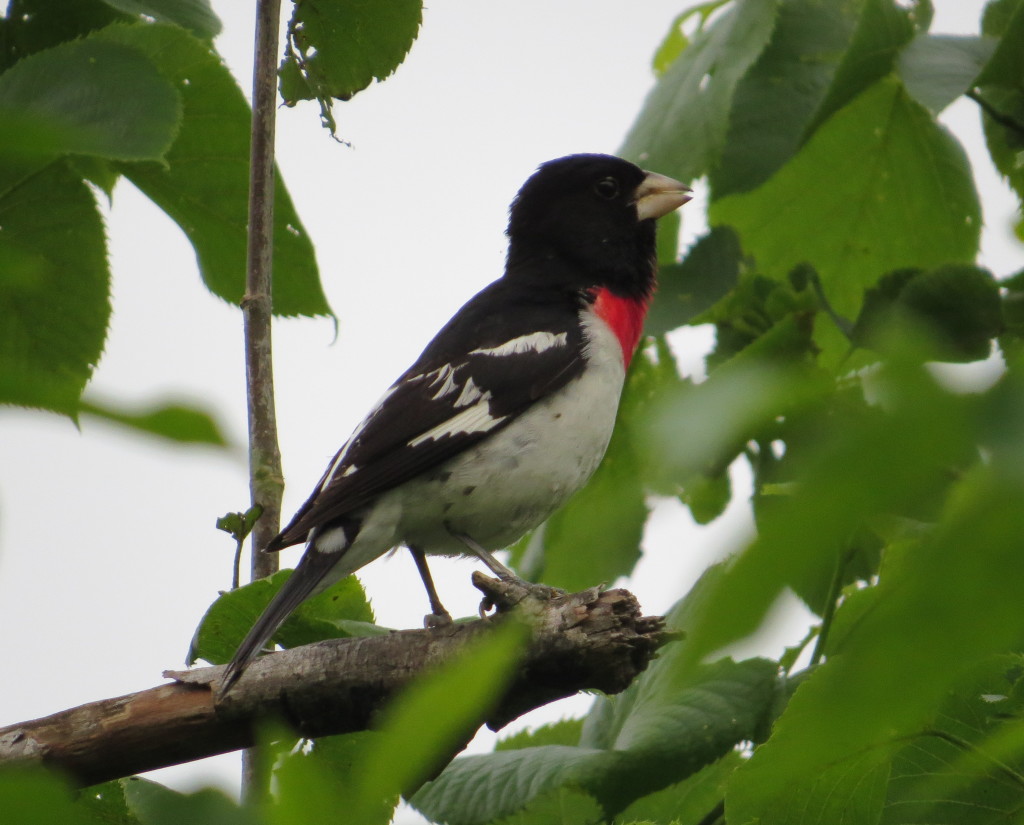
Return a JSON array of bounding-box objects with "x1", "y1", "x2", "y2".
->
[
  {"x1": 0, "y1": 0, "x2": 327, "y2": 427},
  {"x1": 8, "y1": 0, "x2": 1024, "y2": 824}
]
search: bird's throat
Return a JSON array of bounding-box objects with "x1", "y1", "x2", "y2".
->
[{"x1": 591, "y1": 287, "x2": 649, "y2": 367}]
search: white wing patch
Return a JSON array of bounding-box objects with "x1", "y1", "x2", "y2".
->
[
  {"x1": 408, "y1": 398, "x2": 506, "y2": 447},
  {"x1": 426, "y1": 364, "x2": 459, "y2": 400},
  {"x1": 471, "y1": 331, "x2": 568, "y2": 357},
  {"x1": 454, "y1": 375, "x2": 489, "y2": 408}
]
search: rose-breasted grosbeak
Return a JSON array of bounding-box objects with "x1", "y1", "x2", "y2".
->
[{"x1": 222, "y1": 154, "x2": 689, "y2": 690}]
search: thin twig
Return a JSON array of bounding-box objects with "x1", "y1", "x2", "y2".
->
[{"x1": 241, "y1": 0, "x2": 285, "y2": 801}]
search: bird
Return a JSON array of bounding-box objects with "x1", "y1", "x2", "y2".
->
[{"x1": 221, "y1": 153, "x2": 690, "y2": 691}]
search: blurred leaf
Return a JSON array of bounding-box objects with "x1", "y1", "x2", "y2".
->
[
  {"x1": 492, "y1": 788, "x2": 604, "y2": 825},
  {"x1": 709, "y1": 0, "x2": 865, "y2": 198},
  {"x1": 187, "y1": 568, "x2": 374, "y2": 666},
  {"x1": 614, "y1": 753, "x2": 741, "y2": 825},
  {"x1": 0, "y1": 38, "x2": 180, "y2": 173},
  {"x1": 976, "y1": 0, "x2": 1024, "y2": 212},
  {"x1": 216, "y1": 506, "x2": 264, "y2": 543},
  {"x1": 880, "y1": 656, "x2": 1024, "y2": 823},
  {"x1": 0, "y1": 160, "x2": 108, "y2": 414},
  {"x1": 279, "y1": 623, "x2": 527, "y2": 825},
  {"x1": 93, "y1": 23, "x2": 330, "y2": 317},
  {"x1": 651, "y1": 11, "x2": 690, "y2": 77},
  {"x1": 280, "y1": 0, "x2": 421, "y2": 115},
  {"x1": 852, "y1": 264, "x2": 1002, "y2": 362},
  {"x1": 99, "y1": 0, "x2": 222, "y2": 39},
  {"x1": 496, "y1": 718, "x2": 584, "y2": 751},
  {"x1": 642, "y1": 327, "x2": 824, "y2": 484},
  {"x1": 727, "y1": 469, "x2": 1024, "y2": 822},
  {"x1": 680, "y1": 470, "x2": 731, "y2": 525},
  {"x1": 619, "y1": 0, "x2": 780, "y2": 183},
  {"x1": 413, "y1": 570, "x2": 777, "y2": 825},
  {"x1": 79, "y1": 397, "x2": 230, "y2": 446},
  {"x1": 899, "y1": 34, "x2": 996, "y2": 112},
  {"x1": 77, "y1": 780, "x2": 140, "y2": 825},
  {"x1": 0, "y1": 0, "x2": 124, "y2": 71},
  {"x1": 646, "y1": 226, "x2": 742, "y2": 337},
  {"x1": 808, "y1": 0, "x2": 918, "y2": 131},
  {"x1": 712, "y1": 77, "x2": 981, "y2": 338},
  {"x1": 0, "y1": 767, "x2": 94, "y2": 825},
  {"x1": 121, "y1": 777, "x2": 255, "y2": 825}
]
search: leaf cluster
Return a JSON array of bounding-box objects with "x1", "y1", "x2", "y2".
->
[{"x1": 0, "y1": 0, "x2": 328, "y2": 435}]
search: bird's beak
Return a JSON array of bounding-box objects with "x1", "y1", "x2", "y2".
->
[{"x1": 634, "y1": 171, "x2": 692, "y2": 221}]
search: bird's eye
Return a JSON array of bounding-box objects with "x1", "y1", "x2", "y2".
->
[{"x1": 593, "y1": 177, "x2": 620, "y2": 199}]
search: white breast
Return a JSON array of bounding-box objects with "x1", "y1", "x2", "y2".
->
[{"x1": 394, "y1": 304, "x2": 627, "y2": 554}]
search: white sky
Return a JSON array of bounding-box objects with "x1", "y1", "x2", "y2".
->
[{"x1": 0, "y1": 0, "x2": 1020, "y2": 811}]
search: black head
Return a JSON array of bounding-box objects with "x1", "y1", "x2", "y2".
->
[{"x1": 505, "y1": 153, "x2": 688, "y2": 298}]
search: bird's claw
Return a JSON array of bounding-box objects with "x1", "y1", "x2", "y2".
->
[{"x1": 424, "y1": 611, "x2": 454, "y2": 629}]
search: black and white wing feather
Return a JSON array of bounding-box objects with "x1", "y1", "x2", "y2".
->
[{"x1": 267, "y1": 281, "x2": 587, "y2": 551}]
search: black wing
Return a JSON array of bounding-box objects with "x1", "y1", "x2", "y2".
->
[{"x1": 268, "y1": 280, "x2": 587, "y2": 550}]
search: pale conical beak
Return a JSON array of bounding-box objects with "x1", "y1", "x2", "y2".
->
[{"x1": 634, "y1": 171, "x2": 692, "y2": 220}]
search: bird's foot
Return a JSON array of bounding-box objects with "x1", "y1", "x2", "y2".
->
[
  {"x1": 472, "y1": 570, "x2": 566, "y2": 617},
  {"x1": 423, "y1": 610, "x2": 454, "y2": 629}
]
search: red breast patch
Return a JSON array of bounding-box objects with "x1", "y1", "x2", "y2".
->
[{"x1": 591, "y1": 288, "x2": 650, "y2": 367}]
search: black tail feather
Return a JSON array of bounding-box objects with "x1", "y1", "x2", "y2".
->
[{"x1": 220, "y1": 550, "x2": 341, "y2": 694}]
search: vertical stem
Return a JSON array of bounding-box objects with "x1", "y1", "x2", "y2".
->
[{"x1": 241, "y1": 0, "x2": 284, "y2": 801}]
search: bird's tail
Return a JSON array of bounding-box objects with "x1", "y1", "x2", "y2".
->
[{"x1": 219, "y1": 549, "x2": 341, "y2": 694}]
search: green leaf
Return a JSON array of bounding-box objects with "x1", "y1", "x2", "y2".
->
[
  {"x1": 0, "y1": 38, "x2": 180, "y2": 173},
  {"x1": 0, "y1": 161, "x2": 108, "y2": 413},
  {"x1": 645, "y1": 227, "x2": 742, "y2": 337},
  {"x1": 496, "y1": 718, "x2": 585, "y2": 751},
  {"x1": 77, "y1": 780, "x2": 141, "y2": 825},
  {"x1": 493, "y1": 788, "x2": 604, "y2": 825},
  {"x1": 121, "y1": 777, "x2": 254, "y2": 825},
  {"x1": 412, "y1": 651, "x2": 776, "y2": 825},
  {"x1": 187, "y1": 568, "x2": 374, "y2": 666},
  {"x1": 92, "y1": 23, "x2": 330, "y2": 318},
  {"x1": 99, "y1": 0, "x2": 222, "y2": 39},
  {"x1": 413, "y1": 571, "x2": 778, "y2": 825},
  {"x1": 619, "y1": 0, "x2": 780, "y2": 183},
  {"x1": 709, "y1": 0, "x2": 865, "y2": 198},
  {"x1": 0, "y1": 767, "x2": 95, "y2": 825},
  {"x1": 410, "y1": 745, "x2": 607, "y2": 825},
  {"x1": 0, "y1": 0, "x2": 125, "y2": 72},
  {"x1": 975, "y1": 0, "x2": 1024, "y2": 211},
  {"x1": 899, "y1": 34, "x2": 996, "y2": 112},
  {"x1": 280, "y1": 0, "x2": 422, "y2": 105},
  {"x1": 79, "y1": 396, "x2": 230, "y2": 446},
  {"x1": 216, "y1": 506, "x2": 264, "y2": 543},
  {"x1": 614, "y1": 752, "x2": 742, "y2": 825},
  {"x1": 880, "y1": 656, "x2": 1024, "y2": 824},
  {"x1": 852, "y1": 264, "x2": 1002, "y2": 362},
  {"x1": 279, "y1": 623, "x2": 527, "y2": 825},
  {"x1": 711, "y1": 77, "x2": 981, "y2": 331},
  {"x1": 807, "y1": 0, "x2": 918, "y2": 131}
]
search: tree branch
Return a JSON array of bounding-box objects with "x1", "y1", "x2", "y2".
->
[
  {"x1": 0, "y1": 579, "x2": 668, "y2": 788},
  {"x1": 243, "y1": 0, "x2": 284, "y2": 579}
]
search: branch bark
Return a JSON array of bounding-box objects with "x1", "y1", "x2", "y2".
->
[
  {"x1": 0, "y1": 579, "x2": 667, "y2": 788},
  {"x1": 242, "y1": 0, "x2": 285, "y2": 796},
  {"x1": 243, "y1": 0, "x2": 284, "y2": 578}
]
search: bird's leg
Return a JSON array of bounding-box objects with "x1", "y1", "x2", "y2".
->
[
  {"x1": 448, "y1": 530, "x2": 518, "y2": 579},
  {"x1": 408, "y1": 546, "x2": 453, "y2": 628},
  {"x1": 447, "y1": 528, "x2": 565, "y2": 603}
]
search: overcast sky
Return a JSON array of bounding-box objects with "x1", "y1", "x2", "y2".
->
[{"x1": 0, "y1": 0, "x2": 1020, "y2": 807}]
